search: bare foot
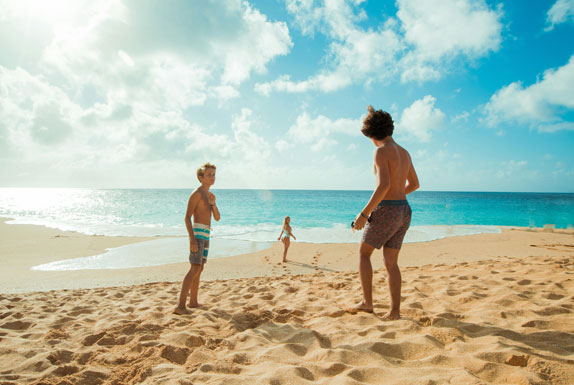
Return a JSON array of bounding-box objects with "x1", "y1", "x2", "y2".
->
[
  {"x1": 173, "y1": 306, "x2": 191, "y2": 315},
  {"x1": 382, "y1": 310, "x2": 400, "y2": 320},
  {"x1": 187, "y1": 302, "x2": 201, "y2": 308},
  {"x1": 345, "y1": 302, "x2": 374, "y2": 314},
  {"x1": 282, "y1": 259, "x2": 287, "y2": 263}
]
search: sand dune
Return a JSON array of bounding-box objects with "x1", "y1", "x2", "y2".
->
[{"x1": 1, "y1": 250, "x2": 573, "y2": 384}]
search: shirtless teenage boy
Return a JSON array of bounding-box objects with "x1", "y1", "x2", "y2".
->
[
  {"x1": 351, "y1": 106, "x2": 420, "y2": 320},
  {"x1": 174, "y1": 162, "x2": 221, "y2": 315}
]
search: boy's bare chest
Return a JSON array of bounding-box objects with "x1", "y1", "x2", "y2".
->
[{"x1": 196, "y1": 200, "x2": 211, "y2": 214}]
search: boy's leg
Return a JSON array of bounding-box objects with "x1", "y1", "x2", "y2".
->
[
  {"x1": 356, "y1": 241, "x2": 375, "y2": 312},
  {"x1": 174, "y1": 266, "x2": 195, "y2": 314},
  {"x1": 187, "y1": 263, "x2": 204, "y2": 308},
  {"x1": 382, "y1": 247, "x2": 402, "y2": 320}
]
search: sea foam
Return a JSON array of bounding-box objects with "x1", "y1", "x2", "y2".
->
[{"x1": 32, "y1": 224, "x2": 501, "y2": 271}]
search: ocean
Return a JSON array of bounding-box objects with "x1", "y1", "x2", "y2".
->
[{"x1": 1, "y1": 189, "x2": 572, "y2": 270}]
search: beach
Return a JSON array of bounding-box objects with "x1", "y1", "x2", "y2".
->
[
  {"x1": 2, "y1": 0, "x2": 573, "y2": 383},
  {"x1": 1, "y1": 219, "x2": 573, "y2": 384}
]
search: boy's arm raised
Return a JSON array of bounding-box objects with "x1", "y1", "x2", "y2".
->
[
  {"x1": 185, "y1": 193, "x2": 200, "y2": 253},
  {"x1": 208, "y1": 193, "x2": 221, "y2": 221}
]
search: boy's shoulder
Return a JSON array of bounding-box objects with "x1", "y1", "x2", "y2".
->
[
  {"x1": 189, "y1": 188, "x2": 214, "y2": 203},
  {"x1": 374, "y1": 144, "x2": 392, "y2": 158},
  {"x1": 376, "y1": 142, "x2": 405, "y2": 157},
  {"x1": 189, "y1": 188, "x2": 202, "y2": 200}
]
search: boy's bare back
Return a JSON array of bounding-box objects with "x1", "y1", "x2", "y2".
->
[{"x1": 375, "y1": 142, "x2": 414, "y2": 200}]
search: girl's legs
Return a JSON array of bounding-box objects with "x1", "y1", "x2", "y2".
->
[{"x1": 282, "y1": 237, "x2": 290, "y2": 262}]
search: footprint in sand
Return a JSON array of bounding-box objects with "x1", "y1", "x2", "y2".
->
[
  {"x1": 160, "y1": 345, "x2": 191, "y2": 365},
  {"x1": 284, "y1": 286, "x2": 297, "y2": 294},
  {"x1": 1, "y1": 320, "x2": 33, "y2": 330},
  {"x1": 82, "y1": 331, "x2": 106, "y2": 346},
  {"x1": 47, "y1": 349, "x2": 74, "y2": 365},
  {"x1": 0, "y1": 312, "x2": 13, "y2": 320},
  {"x1": 52, "y1": 365, "x2": 80, "y2": 376}
]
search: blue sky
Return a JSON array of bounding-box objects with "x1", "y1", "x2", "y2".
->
[{"x1": 0, "y1": 0, "x2": 573, "y2": 192}]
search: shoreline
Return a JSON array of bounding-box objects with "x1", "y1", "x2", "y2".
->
[
  {"x1": 1, "y1": 217, "x2": 573, "y2": 294},
  {"x1": 1, "y1": 230, "x2": 573, "y2": 384},
  {"x1": 1, "y1": 218, "x2": 574, "y2": 384}
]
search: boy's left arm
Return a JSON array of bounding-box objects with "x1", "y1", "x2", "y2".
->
[{"x1": 209, "y1": 193, "x2": 221, "y2": 221}]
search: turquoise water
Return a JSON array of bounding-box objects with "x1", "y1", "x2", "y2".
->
[
  {"x1": 1, "y1": 188, "x2": 572, "y2": 270},
  {"x1": 0, "y1": 189, "x2": 572, "y2": 237}
]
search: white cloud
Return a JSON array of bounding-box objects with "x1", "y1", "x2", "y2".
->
[
  {"x1": 396, "y1": 95, "x2": 446, "y2": 142},
  {"x1": 283, "y1": 97, "x2": 445, "y2": 153},
  {"x1": 257, "y1": 0, "x2": 401, "y2": 94},
  {"x1": 496, "y1": 160, "x2": 528, "y2": 179},
  {"x1": 258, "y1": 0, "x2": 502, "y2": 94},
  {"x1": 0, "y1": 67, "x2": 80, "y2": 152},
  {"x1": 275, "y1": 139, "x2": 292, "y2": 152},
  {"x1": 397, "y1": 0, "x2": 503, "y2": 82},
  {"x1": 231, "y1": 109, "x2": 272, "y2": 163},
  {"x1": 545, "y1": 0, "x2": 574, "y2": 31},
  {"x1": 0, "y1": 1, "x2": 297, "y2": 187},
  {"x1": 255, "y1": 71, "x2": 355, "y2": 95},
  {"x1": 538, "y1": 122, "x2": 574, "y2": 133},
  {"x1": 40, "y1": 0, "x2": 292, "y2": 107},
  {"x1": 399, "y1": 64, "x2": 441, "y2": 83},
  {"x1": 286, "y1": 112, "x2": 361, "y2": 151},
  {"x1": 483, "y1": 55, "x2": 574, "y2": 131},
  {"x1": 209, "y1": 85, "x2": 241, "y2": 101},
  {"x1": 452, "y1": 111, "x2": 470, "y2": 123},
  {"x1": 0, "y1": 66, "x2": 277, "y2": 187}
]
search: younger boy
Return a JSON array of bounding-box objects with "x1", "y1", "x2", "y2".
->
[{"x1": 174, "y1": 162, "x2": 221, "y2": 315}]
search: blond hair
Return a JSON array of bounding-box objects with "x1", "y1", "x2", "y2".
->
[{"x1": 196, "y1": 162, "x2": 216, "y2": 181}]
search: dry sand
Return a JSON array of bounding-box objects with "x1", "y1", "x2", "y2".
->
[{"x1": 0, "y1": 219, "x2": 573, "y2": 384}]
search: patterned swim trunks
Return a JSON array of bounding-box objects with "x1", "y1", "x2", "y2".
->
[
  {"x1": 189, "y1": 223, "x2": 210, "y2": 265},
  {"x1": 362, "y1": 200, "x2": 412, "y2": 250}
]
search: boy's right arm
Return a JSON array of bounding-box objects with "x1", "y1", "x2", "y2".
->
[
  {"x1": 185, "y1": 193, "x2": 200, "y2": 253},
  {"x1": 405, "y1": 160, "x2": 420, "y2": 195}
]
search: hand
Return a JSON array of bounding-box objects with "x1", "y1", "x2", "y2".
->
[
  {"x1": 190, "y1": 238, "x2": 198, "y2": 253},
  {"x1": 293, "y1": 237, "x2": 296, "y2": 240},
  {"x1": 277, "y1": 237, "x2": 281, "y2": 241},
  {"x1": 353, "y1": 213, "x2": 367, "y2": 230},
  {"x1": 208, "y1": 193, "x2": 216, "y2": 206}
]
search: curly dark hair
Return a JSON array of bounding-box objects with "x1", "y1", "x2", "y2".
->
[{"x1": 361, "y1": 105, "x2": 394, "y2": 140}]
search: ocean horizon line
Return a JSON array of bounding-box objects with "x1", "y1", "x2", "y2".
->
[{"x1": 0, "y1": 187, "x2": 573, "y2": 194}]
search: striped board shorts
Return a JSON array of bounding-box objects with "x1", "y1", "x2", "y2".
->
[{"x1": 189, "y1": 223, "x2": 210, "y2": 265}]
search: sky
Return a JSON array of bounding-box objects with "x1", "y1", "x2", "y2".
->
[{"x1": 0, "y1": 0, "x2": 573, "y2": 192}]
